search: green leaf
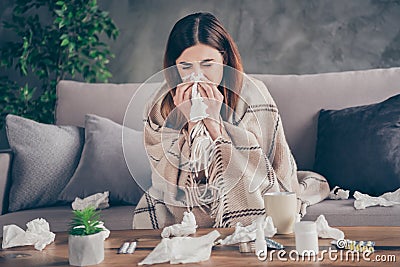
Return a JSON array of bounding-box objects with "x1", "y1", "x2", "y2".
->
[
  {"x1": 22, "y1": 36, "x2": 29, "y2": 49},
  {"x1": 60, "y1": 33, "x2": 68, "y2": 40},
  {"x1": 60, "y1": 38, "x2": 69, "y2": 46},
  {"x1": 58, "y1": 20, "x2": 65, "y2": 29},
  {"x1": 68, "y1": 42, "x2": 75, "y2": 53},
  {"x1": 68, "y1": 207, "x2": 103, "y2": 236},
  {"x1": 54, "y1": 9, "x2": 64, "y2": 17}
]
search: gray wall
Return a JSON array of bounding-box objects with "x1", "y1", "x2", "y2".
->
[
  {"x1": 98, "y1": 0, "x2": 400, "y2": 83},
  {"x1": 1, "y1": 0, "x2": 400, "y2": 82},
  {"x1": 1, "y1": 0, "x2": 400, "y2": 149}
]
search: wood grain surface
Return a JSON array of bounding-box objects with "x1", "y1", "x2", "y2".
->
[{"x1": 1, "y1": 226, "x2": 399, "y2": 266}]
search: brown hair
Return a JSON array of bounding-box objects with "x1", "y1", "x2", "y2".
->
[{"x1": 161, "y1": 12, "x2": 243, "y2": 120}]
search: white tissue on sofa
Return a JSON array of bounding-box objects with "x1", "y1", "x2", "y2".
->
[
  {"x1": 329, "y1": 186, "x2": 350, "y2": 200},
  {"x1": 2, "y1": 218, "x2": 55, "y2": 251},
  {"x1": 354, "y1": 188, "x2": 400, "y2": 209},
  {"x1": 71, "y1": 191, "x2": 110, "y2": 211}
]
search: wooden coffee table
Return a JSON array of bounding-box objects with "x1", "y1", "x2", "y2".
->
[{"x1": 1, "y1": 226, "x2": 399, "y2": 266}]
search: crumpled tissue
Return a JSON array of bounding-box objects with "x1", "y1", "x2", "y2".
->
[
  {"x1": 98, "y1": 222, "x2": 110, "y2": 240},
  {"x1": 182, "y1": 72, "x2": 215, "y2": 178},
  {"x1": 217, "y1": 216, "x2": 277, "y2": 245},
  {"x1": 2, "y1": 218, "x2": 55, "y2": 251},
  {"x1": 182, "y1": 72, "x2": 209, "y2": 122},
  {"x1": 161, "y1": 211, "x2": 197, "y2": 238},
  {"x1": 70, "y1": 221, "x2": 110, "y2": 240},
  {"x1": 72, "y1": 191, "x2": 110, "y2": 211},
  {"x1": 354, "y1": 188, "x2": 400, "y2": 209},
  {"x1": 329, "y1": 186, "x2": 350, "y2": 200},
  {"x1": 138, "y1": 230, "x2": 220, "y2": 265},
  {"x1": 315, "y1": 214, "x2": 344, "y2": 240}
]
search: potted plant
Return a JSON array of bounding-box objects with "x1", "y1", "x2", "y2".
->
[
  {"x1": 0, "y1": 0, "x2": 119, "y2": 128},
  {"x1": 68, "y1": 206, "x2": 106, "y2": 266}
]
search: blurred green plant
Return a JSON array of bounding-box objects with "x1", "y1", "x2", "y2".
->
[
  {"x1": 69, "y1": 206, "x2": 103, "y2": 236},
  {"x1": 0, "y1": 0, "x2": 119, "y2": 128}
]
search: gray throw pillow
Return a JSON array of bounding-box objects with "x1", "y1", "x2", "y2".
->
[
  {"x1": 59, "y1": 114, "x2": 151, "y2": 205},
  {"x1": 314, "y1": 93, "x2": 400, "y2": 196},
  {"x1": 5, "y1": 114, "x2": 84, "y2": 212}
]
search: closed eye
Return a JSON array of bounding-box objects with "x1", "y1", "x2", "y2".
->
[{"x1": 179, "y1": 63, "x2": 192, "y2": 69}]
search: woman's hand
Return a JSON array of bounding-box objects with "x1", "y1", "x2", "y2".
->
[
  {"x1": 198, "y1": 82, "x2": 224, "y2": 140},
  {"x1": 173, "y1": 82, "x2": 196, "y2": 133},
  {"x1": 173, "y1": 81, "x2": 194, "y2": 119}
]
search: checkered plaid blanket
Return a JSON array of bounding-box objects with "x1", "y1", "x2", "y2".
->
[{"x1": 133, "y1": 76, "x2": 330, "y2": 229}]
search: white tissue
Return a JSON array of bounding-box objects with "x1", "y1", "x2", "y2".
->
[
  {"x1": 218, "y1": 216, "x2": 277, "y2": 245},
  {"x1": 296, "y1": 213, "x2": 301, "y2": 223},
  {"x1": 161, "y1": 211, "x2": 197, "y2": 238},
  {"x1": 255, "y1": 220, "x2": 267, "y2": 256},
  {"x1": 138, "y1": 230, "x2": 220, "y2": 265},
  {"x1": 98, "y1": 222, "x2": 110, "y2": 240},
  {"x1": 181, "y1": 72, "x2": 215, "y2": 178},
  {"x1": 329, "y1": 186, "x2": 350, "y2": 200},
  {"x1": 354, "y1": 188, "x2": 400, "y2": 209},
  {"x1": 182, "y1": 72, "x2": 209, "y2": 122},
  {"x1": 2, "y1": 218, "x2": 55, "y2": 251},
  {"x1": 264, "y1": 216, "x2": 278, "y2": 237},
  {"x1": 315, "y1": 215, "x2": 344, "y2": 240},
  {"x1": 71, "y1": 191, "x2": 110, "y2": 211}
]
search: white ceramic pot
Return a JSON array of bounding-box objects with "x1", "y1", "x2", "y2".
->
[{"x1": 68, "y1": 232, "x2": 104, "y2": 266}]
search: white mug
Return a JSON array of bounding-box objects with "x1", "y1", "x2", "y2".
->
[{"x1": 263, "y1": 192, "x2": 297, "y2": 234}]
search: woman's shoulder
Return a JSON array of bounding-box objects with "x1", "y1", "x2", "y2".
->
[
  {"x1": 244, "y1": 75, "x2": 266, "y2": 88},
  {"x1": 239, "y1": 75, "x2": 276, "y2": 107}
]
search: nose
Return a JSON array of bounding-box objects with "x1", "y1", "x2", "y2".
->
[{"x1": 193, "y1": 62, "x2": 202, "y2": 76}]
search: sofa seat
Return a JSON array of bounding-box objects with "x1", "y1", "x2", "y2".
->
[
  {"x1": 0, "y1": 205, "x2": 136, "y2": 236},
  {"x1": 303, "y1": 199, "x2": 400, "y2": 226},
  {"x1": 1, "y1": 199, "x2": 399, "y2": 236}
]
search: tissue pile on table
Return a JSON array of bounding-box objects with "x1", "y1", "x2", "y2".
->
[
  {"x1": 2, "y1": 218, "x2": 55, "y2": 251},
  {"x1": 315, "y1": 214, "x2": 345, "y2": 240},
  {"x1": 138, "y1": 230, "x2": 220, "y2": 265},
  {"x1": 161, "y1": 211, "x2": 197, "y2": 238},
  {"x1": 218, "y1": 216, "x2": 277, "y2": 245}
]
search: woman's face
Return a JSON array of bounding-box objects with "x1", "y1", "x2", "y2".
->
[{"x1": 176, "y1": 43, "x2": 224, "y2": 84}]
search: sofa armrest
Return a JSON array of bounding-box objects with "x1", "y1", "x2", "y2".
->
[{"x1": 0, "y1": 149, "x2": 12, "y2": 215}]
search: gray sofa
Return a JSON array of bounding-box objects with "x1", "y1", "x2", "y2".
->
[{"x1": 1, "y1": 67, "x2": 400, "y2": 236}]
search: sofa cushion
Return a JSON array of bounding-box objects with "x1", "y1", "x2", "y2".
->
[
  {"x1": 59, "y1": 114, "x2": 151, "y2": 205},
  {"x1": 5, "y1": 114, "x2": 84, "y2": 212},
  {"x1": 314, "y1": 94, "x2": 400, "y2": 196}
]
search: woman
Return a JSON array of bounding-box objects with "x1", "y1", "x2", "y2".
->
[{"x1": 133, "y1": 12, "x2": 329, "y2": 229}]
